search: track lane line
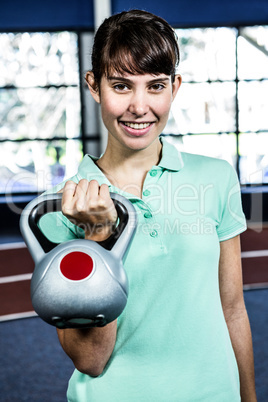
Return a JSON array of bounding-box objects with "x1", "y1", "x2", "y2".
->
[
  {"x1": 0, "y1": 273, "x2": 32, "y2": 284},
  {"x1": 0, "y1": 311, "x2": 37, "y2": 322}
]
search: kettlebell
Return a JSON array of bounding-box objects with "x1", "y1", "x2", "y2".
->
[{"x1": 20, "y1": 192, "x2": 137, "y2": 329}]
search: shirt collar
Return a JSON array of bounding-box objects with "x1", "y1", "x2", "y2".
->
[
  {"x1": 77, "y1": 157, "x2": 140, "y2": 201},
  {"x1": 158, "y1": 136, "x2": 184, "y2": 171},
  {"x1": 77, "y1": 155, "x2": 111, "y2": 186},
  {"x1": 77, "y1": 135, "x2": 184, "y2": 182}
]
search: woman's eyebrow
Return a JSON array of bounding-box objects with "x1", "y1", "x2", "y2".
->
[
  {"x1": 148, "y1": 77, "x2": 170, "y2": 84},
  {"x1": 107, "y1": 76, "x2": 131, "y2": 83},
  {"x1": 107, "y1": 76, "x2": 170, "y2": 84}
]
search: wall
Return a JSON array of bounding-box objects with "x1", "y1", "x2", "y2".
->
[{"x1": 0, "y1": 0, "x2": 267, "y2": 31}]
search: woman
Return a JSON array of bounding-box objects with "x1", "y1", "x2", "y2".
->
[{"x1": 40, "y1": 9, "x2": 257, "y2": 401}]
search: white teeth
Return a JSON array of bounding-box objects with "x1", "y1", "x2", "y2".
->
[{"x1": 124, "y1": 122, "x2": 151, "y2": 129}]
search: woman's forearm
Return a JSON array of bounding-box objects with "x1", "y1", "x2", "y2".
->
[
  {"x1": 57, "y1": 320, "x2": 117, "y2": 377},
  {"x1": 224, "y1": 306, "x2": 257, "y2": 402}
]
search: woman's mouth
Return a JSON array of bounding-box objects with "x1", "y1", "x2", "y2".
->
[
  {"x1": 120, "y1": 121, "x2": 154, "y2": 136},
  {"x1": 124, "y1": 122, "x2": 151, "y2": 130}
]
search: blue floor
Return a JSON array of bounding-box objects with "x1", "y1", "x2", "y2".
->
[
  {"x1": 0, "y1": 317, "x2": 73, "y2": 402},
  {"x1": 243, "y1": 289, "x2": 268, "y2": 401},
  {"x1": 0, "y1": 289, "x2": 267, "y2": 402}
]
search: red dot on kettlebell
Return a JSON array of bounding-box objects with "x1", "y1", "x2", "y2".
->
[{"x1": 60, "y1": 252, "x2": 94, "y2": 281}]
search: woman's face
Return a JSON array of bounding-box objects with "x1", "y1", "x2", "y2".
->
[{"x1": 88, "y1": 72, "x2": 181, "y2": 153}]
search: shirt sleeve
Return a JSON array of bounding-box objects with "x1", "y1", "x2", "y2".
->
[
  {"x1": 39, "y1": 211, "x2": 85, "y2": 243},
  {"x1": 37, "y1": 177, "x2": 85, "y2": 243},
  {"x1": 216, "y1": 163, "x2": 247, "y2": 242}
]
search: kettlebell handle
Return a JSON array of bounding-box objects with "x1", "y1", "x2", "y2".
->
[{"x1": 20, "y1": 192, "x2": 137, "y2": 265}]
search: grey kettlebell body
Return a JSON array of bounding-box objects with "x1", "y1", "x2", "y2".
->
[{"x1": 20, "y1": 192, "x2": 137, "y2": 329}]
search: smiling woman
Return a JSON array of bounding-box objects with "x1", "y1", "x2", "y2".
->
[
  {"x1": 83, "y1": 10, "x2": 181, "y2": 157},
  {"x1": 37, "y1": 9, "x2": 256, "y2": 402},
  {"x1": 85, "y1": 72, "x2": 181, "y2": 155}
]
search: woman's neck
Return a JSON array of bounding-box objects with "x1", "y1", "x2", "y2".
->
[{"x1": 96, "y1": 137, "x2": 162, "y2": 197}]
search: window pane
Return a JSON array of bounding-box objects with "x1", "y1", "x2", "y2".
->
[
  {"x1": 165, "y1": 82, "x2": 236, "y2": 135},
  {"x1": 0, "y1": 32, "x2": 79, "y2": 87},
  {"x1": 1, "y1": 140, "x2": 83, "y2": 193},
  {"x1": 0, "y1": 87, "x2": 81, "y2": 140},
  {"x1": 176, "y1": 27, "x2": 236, "y2": 82},
  {"x1": 238, "y1": 81, "x2": 268, "y2": 132},
  {"x1": 238, "y1": 26, "x2": 268, "y2": 80},
  {"x1": 239, "y1": 133, "x2": 268, "y2": 184},
  {"x1": 84, "y1": 139, "x2": 101, "y2": 158},
  {"x1": 165, "y1": 134, "x2": 236, "y2": 167}
]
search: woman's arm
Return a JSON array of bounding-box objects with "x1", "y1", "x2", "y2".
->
[
  {"x1": 57, "y1": 321, "x2": 117, "y2": 376},
  {"x1": 219, "y1": 235, "x2": 257, "y2": 402},
  {"x1": 56, "y1": 179, "x2": 119, "y2": 376}
]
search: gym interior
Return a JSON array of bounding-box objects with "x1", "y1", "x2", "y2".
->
[{"x1": 0, "y1": 0, "x2": 267, "y2": 400}]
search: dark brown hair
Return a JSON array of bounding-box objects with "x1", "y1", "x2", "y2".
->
[{"x1": 91, "y1": 9, "x2": 180, "y2": 89}]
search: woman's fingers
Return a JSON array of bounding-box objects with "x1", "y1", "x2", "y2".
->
[
  {"x1": 60, "y1": 180, "x2": 117, "y2": 241},
  {"x1": 61, "y1": 181, "x2": 77, "y2": 216},
  {"x1": 99, "y1": 183, "x2": 110, "y2": 200},
  {"x1": 87, "y1": 180, "x2": 102, "y2": 209},
  {"x1": 99, "y1": 184, "x2": 117, "y2": 220}
]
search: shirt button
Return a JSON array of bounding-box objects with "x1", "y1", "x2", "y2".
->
[
  {"x1": 150, "y1": 230, "x2": 158, "y2": 238},
  {"x1": 143, "y1": 189, "x2": 150, "y2": 197},
  {"x1": 150, "y1": 170, "x2": 158, "y2": 177},
  {"x1": 144, "y1": 212, "x2": 152, "y2": 219}
]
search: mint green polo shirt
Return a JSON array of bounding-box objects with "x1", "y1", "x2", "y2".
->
[{"x1": 39, "y1": 137, "x2": 246, "y2": 402}]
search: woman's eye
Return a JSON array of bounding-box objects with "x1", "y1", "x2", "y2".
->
[
  {"x1": 113, "y1": 84, "x2": 129, "y2": 91},
  {"x1": 150, "y1": 83, "x2": 165, "y2": 91}
]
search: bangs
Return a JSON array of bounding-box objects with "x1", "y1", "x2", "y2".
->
[
  {"x1": 91, "y1": 10, "x2": 180, "y2": 87},
  {"x1": 103, "y1": 48, "x2": 174, "y2": 79},
  {"x1": 101, "y1": 28, "x2": 178, "y2": 80}
]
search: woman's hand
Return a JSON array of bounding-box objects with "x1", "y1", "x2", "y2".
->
[{"x1": 60, "y1": 179, "x2": 117, "y2": 242}]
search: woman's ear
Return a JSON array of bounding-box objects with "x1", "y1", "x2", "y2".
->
[
  {"x1": 172, "y1": 74, "x2": 182, "y2": 101},
  {"x1": 85, "y1": 71, "x2": 100, "y2": 103}
]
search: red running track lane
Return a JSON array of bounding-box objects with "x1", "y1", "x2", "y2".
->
[{"x1": 0, "y1": 243, "x2": 35, "y2": 320}]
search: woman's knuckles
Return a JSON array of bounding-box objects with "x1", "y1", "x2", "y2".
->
[
  {"x1": 61, "y1": 186, "x2": 117, "y2": 228},
  {"x1": 61, "y1": 203, "x2": 74, "y2": 216},
  {"x1": 75, "y1": 201, "x2": 88, "y2": 213}
]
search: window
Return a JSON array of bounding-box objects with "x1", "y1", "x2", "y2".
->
[
  {"x1": 164, "y1": 26, "x2": 268, "y2": 185},
  {"x1": 0, "y1": 31, "x2": 82, "y2": 193},
  {"x1": 1, "y1": 26, "x2": 267, "y2": 192}
]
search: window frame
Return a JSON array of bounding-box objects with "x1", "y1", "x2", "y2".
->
[
  {"x1": 162, "y1": 24, "x2": 268, "y2": 187},
  {"x1": 0, "y1": 29, "x2": 100, "y2": 196}
]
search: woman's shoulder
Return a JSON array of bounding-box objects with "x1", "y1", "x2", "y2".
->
[
  {"x1": 179, "y1": 152, "x2": 238, "y2": 189},
  {"x1": 181, "y1": 151, "x2": 230, "y2": 167},
  {"x1": 181, "y1": 151, "x2": 234, "y2": 174}
]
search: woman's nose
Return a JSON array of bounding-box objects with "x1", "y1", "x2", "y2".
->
[{"x1": 128, "y1": 92, "x2": 149, "y2": 117}]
